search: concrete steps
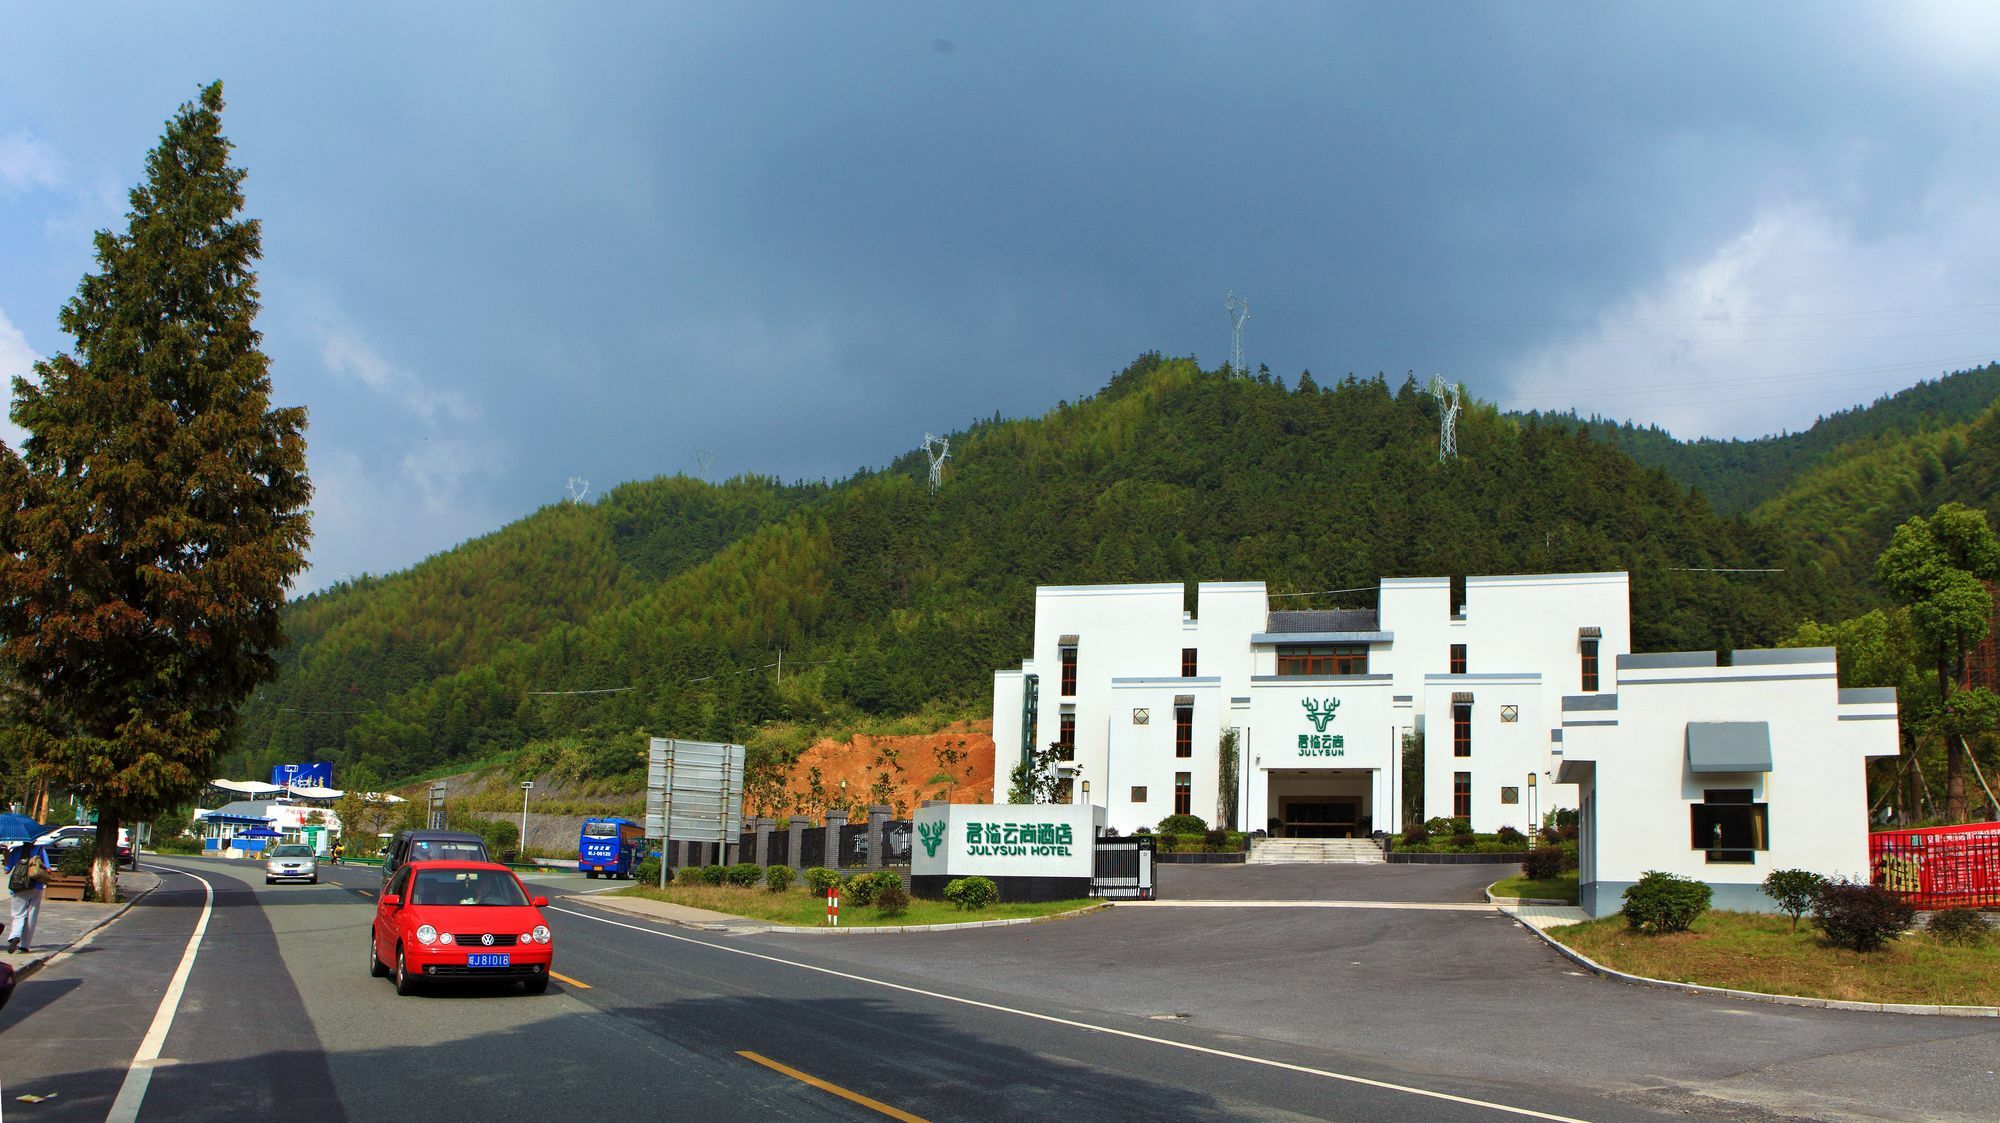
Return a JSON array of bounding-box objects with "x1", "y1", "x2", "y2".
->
[{"x1": 1247, "y1": 837, "x2": 1385, "y2": 864}]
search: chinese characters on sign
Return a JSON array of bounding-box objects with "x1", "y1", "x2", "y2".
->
[
  {"x1": 1296, "y1": 733, "x2": 1345, "y2": 757},
  {"x1": 964, "y1": 820, "x2": 1075, "y2": 857}
]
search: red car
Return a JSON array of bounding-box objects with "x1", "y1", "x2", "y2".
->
[{"x1": 370, "y1": 860, "x2": 554, "y2": 995}]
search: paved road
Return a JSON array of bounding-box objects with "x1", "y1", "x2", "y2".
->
[{"x1": 1, "y1": 857, "x2": 1992, "y2": 1121}]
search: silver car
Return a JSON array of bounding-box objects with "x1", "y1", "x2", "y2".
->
[{"x1": 264, "y1": 843, "x2": 319, "y2": 885}]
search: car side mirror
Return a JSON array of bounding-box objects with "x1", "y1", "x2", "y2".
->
[
  {"x1": 381, "y1": 893, "x2": 401, "y2": 907},
  {"x1": 530, "y1": 896, "x2": 549, "y2": 908}
]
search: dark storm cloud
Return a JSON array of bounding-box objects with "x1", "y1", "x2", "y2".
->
[{"x1": 2, "y1": 2, "x2": 1996, "y2": 589}]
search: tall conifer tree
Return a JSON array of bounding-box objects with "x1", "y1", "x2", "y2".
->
[{"x1": 0, "y1": 82, "x2": 310, "y2": 899}]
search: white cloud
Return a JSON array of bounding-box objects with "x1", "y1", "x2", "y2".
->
[
  {"x1": 0, "y1": 307, "x2": 39, "y2": 452},
  {"x1": 1501, "y1": 200, "x2": 2000, "y2": 438},
  {"x1": 318, "y1": 325, "x2": 476, "y2": 423},
  {"x1": 0, "y1": 131, "x2": 64, "y2": 193}
]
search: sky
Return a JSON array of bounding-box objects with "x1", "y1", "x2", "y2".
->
[{"x1": 4, "y1": 3, "x2": 2000, "y2": 594}]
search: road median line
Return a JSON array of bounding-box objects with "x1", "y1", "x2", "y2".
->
[
  {"x1": 737, "y1": 1050, "x2": 927, "y2": 1122},
  {"x1": 549, "y1": 969, "x2": 590, "y2": 989}
]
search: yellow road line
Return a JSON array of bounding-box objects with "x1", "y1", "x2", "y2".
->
[
  {"x1": 548, "y1": 970, "x2": 590, "y2": 989},
  {"x1": 736, "y1": 1050, "x2": 927, "y2": 1122}
]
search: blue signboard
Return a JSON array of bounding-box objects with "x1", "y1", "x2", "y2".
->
[{"x1": 270, "y1": 762, "x2": 335, "y2": 788}]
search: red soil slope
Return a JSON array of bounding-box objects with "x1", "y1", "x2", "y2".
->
[{"x1": 753, "y1": 719, "x2": 996, "y2": 819}]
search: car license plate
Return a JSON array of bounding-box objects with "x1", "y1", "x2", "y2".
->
[{"x1": 468, "y1": 953, "x2": 510, "y2": 968}]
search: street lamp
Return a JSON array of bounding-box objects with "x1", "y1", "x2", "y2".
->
[
  {"x1": 1525, "y1": 772, "x2": 1538, "y2": 849},
  {"x1": 1080, "y1": 779, "x2": 1090, "y2": 807},
  {"x1": 838, "y1": 778, "x2": 848, "y2": 818},
  {"x1": 519, "y1": 781, "x2": 534, "y2": 858}
]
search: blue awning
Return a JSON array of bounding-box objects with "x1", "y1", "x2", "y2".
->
[{"x1": 1686, "y1": 722, "x2": 1772, "y2": 773}]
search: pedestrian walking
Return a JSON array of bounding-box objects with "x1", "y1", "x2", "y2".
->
[{"x1": 6, "y1": 841, "x2": 52, "y2": 954}]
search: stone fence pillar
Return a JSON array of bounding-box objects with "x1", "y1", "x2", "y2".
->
[
  {"x1": 753, "y1": 818, "x2": 774, "y2": 867},
  {"x1": 787, "y1": 816, "x2": 809, "y2": 870},
  {"x1": 823, "y1": 810, "x2": 845, "y2": 872},
  {"x1": 866, "y1": 805, "x2": 891, "y2": 870}
]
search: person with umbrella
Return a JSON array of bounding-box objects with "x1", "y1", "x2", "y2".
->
[{"x1": 5, "y1": 831, "x2": 51, "y2": 954}]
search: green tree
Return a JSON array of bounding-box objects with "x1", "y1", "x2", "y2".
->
[
  {"x1": 1875, "y1": 503, "x2": 2000, "y2": 822},
  {"x1": 0, "y1": 83, "x2": 311, "y2": 900}
]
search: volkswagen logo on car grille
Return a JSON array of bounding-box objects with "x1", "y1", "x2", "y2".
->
[{"x1": 480, "y1": 933, "x2": 495, "y2": 946}]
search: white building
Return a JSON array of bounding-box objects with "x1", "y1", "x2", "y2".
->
[
  {"x1": 1557, "y1": 648, "x2": 1900, "y2": 916},
  {"x1": 990, "y1": 572, "x2": 1631, "y2": 837}
]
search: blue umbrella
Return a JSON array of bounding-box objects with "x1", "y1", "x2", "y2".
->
[{"x1": 0, "y1": 814, "x2": 46, "y2": 843}]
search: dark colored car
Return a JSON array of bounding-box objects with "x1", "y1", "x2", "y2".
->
[
  {"x1": 379, "y1": 829, "x2": 489, "y2": 887},
  {"x1": 37, "y1": 825, "x2": 136, "y2": 869},
  {"x1": 369, "y1": 861, "x2": 553, "y2": 995}
]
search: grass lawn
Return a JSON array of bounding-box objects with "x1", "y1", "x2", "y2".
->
[
  {"x1": 1488, "y1": 871, "x2": 1578, "y2": 903},
  {"x1": 614, "y1": 883, "x2": 1098, "y2": 927},
  {"x1": 1547, "y1": 910, "x2": 2000, "y2": 1006}
]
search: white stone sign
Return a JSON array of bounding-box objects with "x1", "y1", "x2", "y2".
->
[{"x1": 911, "y1": 803, "x2": 1100, "y2": 879}]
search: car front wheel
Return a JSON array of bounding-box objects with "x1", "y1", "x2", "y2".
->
[
  {"x1": 394, "y1": 944, "x2": 420, "y2": 996},
  {"x1": 523, "y1": 975, "x2": 549, "y2": 995},
  {"x1": 369, "y1": 930, "x2": 388, "y2": 978}
]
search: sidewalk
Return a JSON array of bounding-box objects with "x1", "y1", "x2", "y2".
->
[
  {"x1": 1495, "y1": 900, "x2": 1590, "y2": 930},
  {"x1": 573, "y1": 891, "x2": 769, "y2": 933},
  {"x1": 9, "y1": 868, "x2": 162, "y2": 979}
]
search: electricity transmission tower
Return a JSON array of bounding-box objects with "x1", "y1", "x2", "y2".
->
[
  {"x1": 1429, "y1": 376, "x2": 1462, "y2": 462},
  {"x1": 694, "y1": 447, "x2": 715, "y2": 482},
  {"x1": 922, "y1": 432, "x2": 951, "y2": 494},
  {"x1": 1225, "y1": 291, "x2": 1250, "y2": 377},
  {"x1": 565, "y1": 476, "x2": 591, "y2": 503}
]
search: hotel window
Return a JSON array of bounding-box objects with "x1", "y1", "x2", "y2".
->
[
  {"x1": 1181, "y1": 647, "x2": 1198, "y2": 677},
  {"x1": 1450, "y1": 643, "x2": 1467, "y2": 675},
  {"x1": 1130, "y1": 786, "x2": 1147, "y2": 803},
  {"x1": 1060, "y1": 644, "x2": 1078, "y2": 696},
  {"x1": 1453, "y1": 702, "x2": 1472, "y2": 757},
  {"x1": 1058, "y1": 712, "x2": 1076, "y2": 760},
  {"x1": 1580, "y1": 638, "x2": 1600, "y2": 693},
  {"x1": 1174, "y1": 772, "x2": 1192, "y2": 816},
  {"x1": 1276, "y1": 644, "x2": 1368, "y2": 676},
  {"x1": 1175, "y1": 704, "x2": 1193, "y2": 757},
  {"x1": 1691, "y1": 789, "x2": 1768, "y2": 864},
  {"x1": 1453, "y1": 772, "x2": 1472, "y2": 819}
]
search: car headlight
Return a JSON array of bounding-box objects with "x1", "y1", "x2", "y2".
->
[
  {"x1": 416, "y1": 925, "x2": 438, "y2": 946},
  {"x1": 533, "y1": 925, "x2": 551, "y2": 944},
  {"x1": 439, "y1": 932, "x2": 454, "y2": 944}
]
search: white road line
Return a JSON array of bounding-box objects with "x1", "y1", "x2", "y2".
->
[
  {"x1": 1119, "y1": 899, "x2": 1496, "y2": 911},
  {"x1": 106, "y1": 868, "x2": 214, "y2": 1123},
  {"x1": 549, "y1": 904, "x2": 1585, "y2": 1122}
]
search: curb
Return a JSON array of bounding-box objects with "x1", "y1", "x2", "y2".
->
[
  {"x1": 1508, "y1": 912, "x2": 2000, "y2": 1019},
  {"x1": 13, "y1": 874, "x2": 162, "y2": 984},
  {"x1": 1484, "y1": 886, "x2": 1576, "y2": 907},
  {"x1": 579, "y1": 894, "x2": 1110, "y2": 935}
]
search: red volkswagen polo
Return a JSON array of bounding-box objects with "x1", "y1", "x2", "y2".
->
[{"x1": 370, "y1": 861, "x2": 554, "y2": 995}]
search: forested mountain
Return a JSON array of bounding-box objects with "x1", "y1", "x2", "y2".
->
[
  {"x1": 226, "y1": 356, "x2": 1833, "y2": 786},
  {"x1": 1522, "y1": 362, "x2": 2000, "y2": 514}
]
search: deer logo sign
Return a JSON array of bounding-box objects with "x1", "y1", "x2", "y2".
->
[
  {"x1": 1302, "y1": 697, "x2": 1340, "y2": 732},
  {"x1": 918, "y1": 819, "x2": 946, "y2": 858}
]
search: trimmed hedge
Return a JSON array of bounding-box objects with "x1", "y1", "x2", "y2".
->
[
  {"x1": 802, "y1": 866, "x2": 842, "y2": 895},
  {"x1": 1521, "y1": 847, "x2": 1564, "y2": 881},
  {"x1": 1622, "y1": 871, "x2": 1710, "y2": 933},
  {"x1": 764, "y1": 864, "x2": 793, "y2": 893},
  {"x1": 943, "y1": 876, "x2": 999, "y2": 911}
]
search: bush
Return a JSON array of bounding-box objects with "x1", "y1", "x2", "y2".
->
[
  {"x1": 1495, "y1": 826, "x2": 1526, "y2": 847},
  {"x1": 1422, "y1": 816, "x2": 1458, "y2": 838},
  {"x1": 1760, "y1": 869, "x2": 1828, "y2": 932},
  {"x1": 55, "y1": 844, "x2": 93, "y2": 877},
  {"x1": 675, "y1": 865, "x2": 707, "y2": 886},
  {"x1": 943, "y1": 875, "x2": 999, "y2": 911},
  {"x1": 154, "y1": 836, "x2": 202, "y2": 855},
  {"x1": 1203, "y1": 828, "x2": 1230, "y2": 851},
  {"x1": 1559, "y1": 840, "x2": 1579, "y2": 873},
  {"x1": 1157, "y1": 814, "x2": 1207, "y2": 835},
  {"x1": 1622, "y1": 871, "x2": 1711, "y2": 933},
  {"x1": 844, "y1": 870, "x2": 899, "y2": 907},
  {"x1": 1812, "y1": 878, "x2": 1913, "y2": 952},
  {"x1": 873, "y1": 878, "x2": 910, "y2": 918},
  {"x1": 725, "y1": 862, "x2": 761, "y2": 888},
  {"x1": 802, "y1": 866, "x2": 842, "y2": 895},
  {"x1": 763, "y1": 864, "x2": 792, "y2": 892},
  {"x1": 631, "y1": 857, "x2": 663, "y2": 885},
  {"x1": 1448, "y1": 831, "x2": 1476, "y2": 851},
  {"x1": 1521, "y1": 847, "x2": 1564, "y2": 881},
  {"x1": 1926, "y1": 907, "x2": 1993, "y2": 947},
  {"x1": 700, "y1": 864, "x2": 726, "y2": 886},
  {"x1": 1401, "y1": 821, "x2": 1429, "y2": 846}
]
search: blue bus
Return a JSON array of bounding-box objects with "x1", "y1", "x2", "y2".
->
[{"x1": 578, "y1": 817, "x2": 646, "y2": 878}]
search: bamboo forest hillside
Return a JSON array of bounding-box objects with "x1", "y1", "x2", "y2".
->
[
  {"x1": 227, "y1": 355, "x2": 1852, "y2": 787},
  {"x1": 1523, "y1": 362, "x2": 2000, "y2": 514}
]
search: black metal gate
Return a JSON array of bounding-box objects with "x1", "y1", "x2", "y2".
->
[
  {"x1": 798, "y1": 828, "x2": 826, "y2": 870},
  {"x1": 1091, "y1": 836, "x2": 1155, "y2": 900}
]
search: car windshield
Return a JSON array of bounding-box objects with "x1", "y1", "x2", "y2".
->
[
  {"x1": 409, "y1": 869, "x2": 527, "y2": 907},
  {"x1": 409, "y1": 840, "x2": 486, "y2": 863},
  {"x1": 583, "y1": 823, "x2": 619, "y2": 838},
  {"x1": 268, "y1": 845, "x2": 314, "y2": 858}
]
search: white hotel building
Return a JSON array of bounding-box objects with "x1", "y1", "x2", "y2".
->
[{"x1": 989, "y1": 572, "x2": 1632, "y2": 839}]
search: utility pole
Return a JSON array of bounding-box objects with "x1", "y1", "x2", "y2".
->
[
  {"x1": 1226, "y1": 291, "x2": 1250, "y2": 378},
  {"x1": 519, "y1": 781, "x2": 534, "y2": 857}
]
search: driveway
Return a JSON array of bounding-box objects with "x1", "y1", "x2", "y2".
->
[
  {"x1": 1156, "y1": 860, "x2": 1500, "y2": 902},
  {"x1": 773, "y1": 865, "x2": 2000, "y2": 1121}
]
